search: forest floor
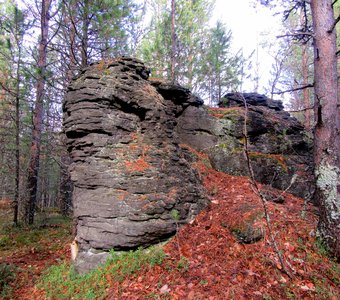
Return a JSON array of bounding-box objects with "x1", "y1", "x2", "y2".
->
[
  {"x1": 0, "y1": 151, "x2": 339, "y2": 299},
  {"x1": 0, "y1": 209, "x2": 72, "y2": 299}
]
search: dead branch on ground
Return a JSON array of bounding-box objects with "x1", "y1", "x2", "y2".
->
[{"x1": 240, "y1": 93, "x2": 294, "y2": 279}]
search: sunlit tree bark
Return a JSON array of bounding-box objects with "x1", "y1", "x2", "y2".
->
[
  {"x1": 259, "y1": 0, "x2": 339, "y2": 259},
  {"x1": 310, "y1": 0, "x2": 339, "y2": 258}
]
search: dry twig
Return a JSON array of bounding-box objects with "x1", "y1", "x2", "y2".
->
[{"x1": 240, "y1": 93, "x2": 294, "y2": 279}]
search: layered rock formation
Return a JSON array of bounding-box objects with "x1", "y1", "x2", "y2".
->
[
  {"x1": 64, "y1": 57, "x2": 314, "y2": 272},
  {"x1": 177, "y1": 93, "x2": 315, "y2": 199},
  {"x1": 63, "y1": 57, "x2": 208, "y2": 272}
]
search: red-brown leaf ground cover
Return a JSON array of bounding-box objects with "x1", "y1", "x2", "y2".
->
[
  {"x1": 0, "y1": 215, "x2": 72, "y2": 300},
  {"x1": 5, "y1": 245, "x2": 70, "y2": 299},
  {"x1": 105, "y1": 153, "x2": 339, "y2": 299},
  {"x1": 1, "y1": 148, "x2": 339, "y2": 299}
]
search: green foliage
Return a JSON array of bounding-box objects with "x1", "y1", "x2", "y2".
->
[
  {"x1": 199, "y1": 279, "x2": 208, "y2": 285},
  {"x1": 311, "y1": 276, "x2": 339, "y2": 299},
  {"x1": 138, "y1": 0, "x2": 242, "y2": 103},
  {"x1": 139, "y1": 1, "x2": 215, "y2": 87},
  {"x1": 314, "y1": 236, "x2": 331, "y2": 257},
  {"x1": 176, "y1": 255, "x2": 190, "y2": 272},
  {"x1": 38, "y1": 246, "x2": 166, "y2": 299},
  {"x1": 64, "y1": 0, "x2": 142, "y2": 61},
  {"x1": 170, "y1": 209, "x2": 180, "y2": 221},
  {"x1": 0, "y1": 263, "x2": 16, "y2": 297},
  {"x1": 199, "y1": 21, "x2": 243, "y2": 104}
]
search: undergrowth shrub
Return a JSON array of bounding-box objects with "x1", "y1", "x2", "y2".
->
[
  {"x1": 38, "y1": 246, "x2": 166, "y2": 300},
  {"x1": 0, "y1": 263, "x2": 16, "y2": 297}
]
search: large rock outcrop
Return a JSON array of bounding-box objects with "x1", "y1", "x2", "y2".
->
[
  {"x1": 177, "y1": 93, "x2": 315, "y2": 199},
  {"x1": 63, "y1": 57, "x2": 208, "y2": 272},
  {"x1": 64, "y1": 57, "x2": 315, "y2": 272}
]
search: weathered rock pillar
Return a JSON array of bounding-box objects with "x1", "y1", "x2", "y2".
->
[{"x1": 63, "y1": 57, "x2": 208, "y2": 273}]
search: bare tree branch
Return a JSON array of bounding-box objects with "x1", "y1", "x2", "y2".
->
[
  {"x1": 328, "y1": 14, "x2": 340, "y2": 33},
  {"x1": 272, "y1": 83, "x2": 314, "y2": 95},
  {"x1": 286, "y1": 106, "x2": 314, "y2": 113},
  {"x1": 277, "y1": 31, "x2": 314, "y2": 39}
]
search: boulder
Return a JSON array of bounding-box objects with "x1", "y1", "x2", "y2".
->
[
  {"x1": 63, "y1": 57, "x2": 208, "y2": 272},
  {"x1": 220, "y1": 92, "x2": 284, "y2": 111}
]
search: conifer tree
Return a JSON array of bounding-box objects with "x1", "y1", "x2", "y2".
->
[
  {"x1": 25, "y1": 0, "x2": 52, "y2": 224},
  {"x1": 199, "y1": 21, "x2": 243, "y2": 104},
  {"x1": 139, "y1": 0, "x2": 215, "y2": 89},
  {"x1": 0, "y1": 0, "x2": 31, "y2": 224}
]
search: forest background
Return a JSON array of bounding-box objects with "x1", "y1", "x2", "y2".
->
[{"x1": 0, "y1": 0, "x2": 339, "y2": 251}]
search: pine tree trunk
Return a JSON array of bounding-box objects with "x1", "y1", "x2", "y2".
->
[
  {"x1": 311, "y1": 0, "x2": 340, "y2": 258},
  {"x1": 25, "y1": 0, "x2": 51, "y2": 224},
  {"x1": 59, "y1": 152, "x2": 73, "y2": 216},
  {"x1": 170, "y1": 0, "x2": 176, "y2": 83},
  {"x1": 58, "y1": 0, "x2": 76, "y2": 216},
  {"x1": 14, "y1": 55, "x2": 20, "y2": 225},
  {"x1": 81, "y1": 0, "x2": 89, "y2": 68},
  {"x1": 65, "y1": 0, "x2": 77, "y2": 79},
  {"x1": 302, "y1": 44, "x2": 311, "y2": 129}
]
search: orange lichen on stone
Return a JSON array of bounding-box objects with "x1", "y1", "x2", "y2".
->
[
  {"x1": 94, "y1": 58, "x2": 118, "y2": 71},
  {"x1": 125, "y1": 143, "x2": 153, "y2": 173},
  {"x1": 129, "y1": 132, "x2": 139, "y2": 141},
  {"x1": 95, "y1": 60, "x2": 108, "y2": 71},
  {"x1": 148, "y1": 77, "x2": 167, "y2": 83},
  {"x1": 249, "y1": 152, "x2": 288, "y2": 172},
  {"x1": 115, "y1": 189, "x2": 129, "y2": 201},
  {"x1": 125, "y1": 156, "x2": 151, "y2": 173},
  {"x1": 0, "y1": 198, "x2": 11, "y2": 210},
  {"x1": 128, "y1": 143, "x2": 139, "y2": 151},
  {"x1": 207, "y1": 107, "x2": 243, "y2": 119},
  {"x1": 179, "y1": 144, "x2": 209, "y2": 161},
  {"x1": 179, "y1": 143, "x2": 212, "y2": 175}
]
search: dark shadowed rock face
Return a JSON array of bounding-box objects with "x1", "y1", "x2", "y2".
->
[
  {"x1": 177, "y1": 93, "x2": 315, "y2": 200},
  {"x1": 220, "y1": 92, "x2": 284, "y2": 111},
  {"x1": 63, "y1": 57, "x2": 208, "y2": 273}
]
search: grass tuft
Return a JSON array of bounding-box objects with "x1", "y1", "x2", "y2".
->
[{"x1": 38, "y1": 246, "x2": 166, "y2": 299}]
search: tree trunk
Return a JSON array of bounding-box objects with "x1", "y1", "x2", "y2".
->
[
  {"x1": 25, "y1": 0, "x2": 51, "y2": 224},
  {"x1": 58, "y1": 0, "x2": 76, "y2": 216},
  {"x1": 65, "y1": 0, "x2": 77, "y2": 79},
  {"x1": 302, "y1": 44, "x2": 311, "y2": 129},
  {"x1": 59, "y1": 151, "x2": 73, "y2": 216},
  {"x1": 13, "y1": 49, "x2": 20, "y2": 226},
  {"x1": 81, "y1": 0, "x2": 89, "y2": 68},
  {"x1": 170, "y1": 0, "x2": 176, "y2": 83},
  {"x1": 311, "y1": 0, "x2": 340, "y2": 258},
  {"x1": 13, "y1": 12, "x2": 23, "y2": 226}
]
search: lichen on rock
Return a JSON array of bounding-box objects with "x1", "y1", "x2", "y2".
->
[{"x1": 177, "y1": 92, "x2": 315, "y2": 199}]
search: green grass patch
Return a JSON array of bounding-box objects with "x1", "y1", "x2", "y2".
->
[
  {"x1": 38, "y1": 246, "x2": 166, "y2": 299},
  {"x1": 0, "y1": 213, "x2": 72, "y2": 254},
  {"x1": 0, "y1": 211, "x2": 73, "y2": 299}
]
